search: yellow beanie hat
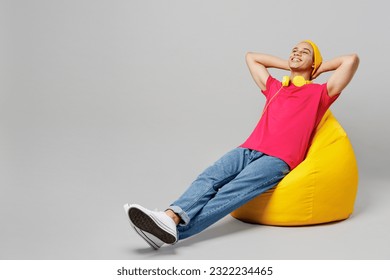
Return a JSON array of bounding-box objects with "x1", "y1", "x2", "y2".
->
[{"x1": 303, "y1": 40, "x2": 322, "y2": 78}]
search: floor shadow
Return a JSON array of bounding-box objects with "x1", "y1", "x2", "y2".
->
[
  {"x1": 125, "y1": 217, "x2": 259, "y2": 256},
  {"x1": 173, "y1": 217, "x2": 258, "y2": 248}
]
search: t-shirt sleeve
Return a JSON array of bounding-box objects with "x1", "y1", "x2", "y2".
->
[
  {"x1": 321, "y1": 83, "x2": 340, "y2": 108},
  {"x1": 261, "y1": 75, "x2": 280, "y2": 98}
]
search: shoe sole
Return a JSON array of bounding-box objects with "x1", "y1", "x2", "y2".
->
[
  {"x1": 123, "y1": 204, "x2": 162, "y2": 250},
  {"x1": 128, "y1": 207, "x2": 177, "y2": 244}
]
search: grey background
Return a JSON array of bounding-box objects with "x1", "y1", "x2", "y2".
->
[{"x1": 1, "y1": 0, "x2": 389, "y2": 259}]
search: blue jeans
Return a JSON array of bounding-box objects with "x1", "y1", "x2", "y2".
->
[{"x1": 168, "y1": 147, "x2": 290, "y2": 240}]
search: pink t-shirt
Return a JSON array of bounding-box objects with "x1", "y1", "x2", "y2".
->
[{"x1": 240, "y1": 75, "x2": 339, "y2": 170}]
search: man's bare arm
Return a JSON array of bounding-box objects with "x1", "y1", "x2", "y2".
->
[
  {"x1": 313, "y1": 54, "x2": 360, "y2": 97},
  {"x1": 246, "y1": 52, "x2": 289, "y2": 91}
]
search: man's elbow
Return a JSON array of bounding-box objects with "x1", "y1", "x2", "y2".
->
[
  {"x1": 246, "y1": 52, "x2": 255, "y2": 63},
  {"x1": 349, "y1": 53, "x2": 360, "y2": 68}
]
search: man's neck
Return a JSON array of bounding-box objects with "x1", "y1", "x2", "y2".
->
[{"x1": 290, "y1": 71, "x2": 311, "y2": 81}]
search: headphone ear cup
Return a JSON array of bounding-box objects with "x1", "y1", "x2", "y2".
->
[
  {"x1": 292, "y1": 76, "x2": 307, "y2": 87},
  {"x1": 282, "y1": 76, "x2": 290, "y2": 87}
]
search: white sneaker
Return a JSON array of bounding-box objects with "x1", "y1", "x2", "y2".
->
[{"x1": 123, "y1": 204, "x2": 178, "y2": 249}]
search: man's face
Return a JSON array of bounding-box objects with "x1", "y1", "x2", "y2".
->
[{"x1": 288, "y1": 42, "x2": 314, "y2": 73}]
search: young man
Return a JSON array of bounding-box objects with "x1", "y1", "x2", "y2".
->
[{"x1": 124, "y1": 40, "x2": 360, "y2": 250}]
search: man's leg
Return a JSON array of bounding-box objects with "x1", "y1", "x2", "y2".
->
[
  {"x1": 124, "y1": 148, "x2": 254, "y2": 248},
  {"x1": 167, "y1": 148, "x2": 262, "y2": 225},
  {"x1": 177, "y1": 153, "x2": 290, "y2": 240}
]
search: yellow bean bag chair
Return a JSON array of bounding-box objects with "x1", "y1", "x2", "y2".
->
[{"x1": 231, "y1": 110, "x2": 358, "y2": 226}]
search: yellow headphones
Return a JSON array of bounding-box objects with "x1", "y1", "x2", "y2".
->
[{"x1": 282, "y1": 76, "x2": 311, "y2": 87}]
